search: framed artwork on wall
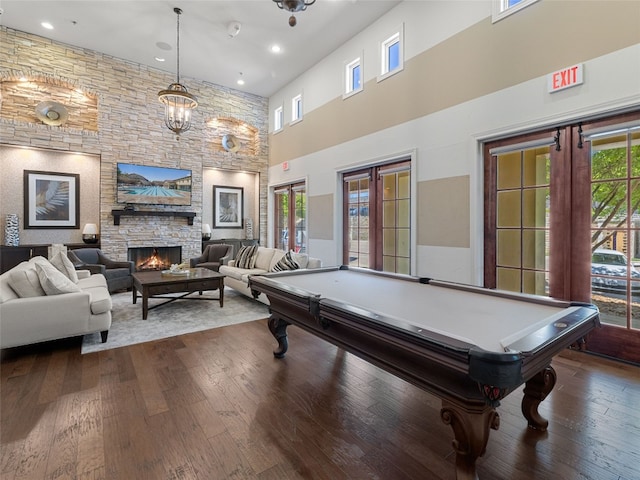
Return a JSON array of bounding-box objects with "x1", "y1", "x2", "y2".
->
[
  {"x1": 24, "y1": 170, "x2": 80, "y2": 229},
  {"x1": 213, "y1": 185, "x2": 243, "y2": 229}
]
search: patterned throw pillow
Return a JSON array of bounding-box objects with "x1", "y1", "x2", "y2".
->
[
  {"x1": 235, "y1": 245, "x2": 258, "y2": 269},
  {"x1": 271, "y1": 251, "x2": 300, "y2": 272}
]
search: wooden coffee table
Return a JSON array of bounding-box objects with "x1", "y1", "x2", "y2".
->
[{"x1": 132, "y1": 268, "x2": 225, "y2": 319}]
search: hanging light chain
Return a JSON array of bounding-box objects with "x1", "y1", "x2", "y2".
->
[
  {"x1": 175, "y1": 7, "x2": 181, "y2": 84},
  {"x1": 158, "y1": 6, "x2": 198, "y2": 139}
]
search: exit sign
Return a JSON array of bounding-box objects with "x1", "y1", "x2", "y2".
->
[
  {"x1": 282, "y1": 161, "x2": 289, "y2": 171},
  {"x1": 547, "y1": 64, "x2": 584, "y2": 93}
]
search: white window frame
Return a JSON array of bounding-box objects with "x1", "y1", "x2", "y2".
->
[
  {"x1": 492, "y1": 0, "x2": 540, "y2": 23},
  {"x1": 377, "y1": 23, "x2": 404, "y2": 83},
  {"x1": 274, "y1": 104, "x2": 284, "y2": 133},
  {"x1": 274, "y1": 105, "x2": 284, "y2": 132},
  {"x1": 343, "y1": 54, "x2": 363, "y2": 99},
  {"x1": 290, "y1": 93, "x2": 303, "y2": 125}
]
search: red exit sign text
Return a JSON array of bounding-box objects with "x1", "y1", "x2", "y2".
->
[{"x1": 547, "y1": 64, "x2": 584, "y2": 93}]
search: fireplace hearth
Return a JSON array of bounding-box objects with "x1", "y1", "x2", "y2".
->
[{"x1": 128, "y1": 246, "x2": 182, "y2": 271}]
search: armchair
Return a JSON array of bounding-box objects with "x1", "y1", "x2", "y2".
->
[
  {"x1": 68, "y1": 248, "x2": 134, "y2": 293},
  {"x1": 190, "y1": 244, "x2": 233, "y2": 272}
]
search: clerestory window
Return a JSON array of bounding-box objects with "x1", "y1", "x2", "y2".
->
[
  {"x1": 344, "y1": 56, "x2": 363, "y2": 98},
  {"x1": 274, "y1": 105, "x2": 283, "y2": 132},
  {"x1": 291, "y1": 94, "x2": 303, "y2": 124},
  {"x1": 378, "y1": 24, "x2": 404, "y2": 82},
  {"x1": 492, "y1": 0, "x2": 541, "y2": 23}
]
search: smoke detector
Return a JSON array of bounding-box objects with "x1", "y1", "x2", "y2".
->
[{"x1": 227, "y1": 21, "x2": 241, "y2": 38}]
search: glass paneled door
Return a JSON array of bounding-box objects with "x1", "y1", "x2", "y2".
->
[
  {"x1": 494, "y1": 146, "x2": 551, "y2": 295},
  {"x1": 345, "y1": 173, "x2": 370, "y2": 268},
  {"x1": 343, "y1": 159, "x2": 411, "y2": 273},
  {"x1": 589, "y1": 128, "x2": 640, "y2": 330},
  {"x1": 274, "y1": 182, "x2": 307, "y2": 253},
  {"x1": 380, "y1": 165, "x2": 410, "y2": 274},
  {"x1": 485, "y1": 111, "x2": 640, "y2": 364}
]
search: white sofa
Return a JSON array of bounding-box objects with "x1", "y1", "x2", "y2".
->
[
  {"x1": 0, "y1": 256, "x2": 112, "y2": 349},
  {"x1": 219, "y1": 247, "x2": 322, "y2": 304}
]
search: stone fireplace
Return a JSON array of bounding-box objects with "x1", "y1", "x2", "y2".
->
[{"x1": 128, "y1": 246, "x2": 182, "y2": 271}]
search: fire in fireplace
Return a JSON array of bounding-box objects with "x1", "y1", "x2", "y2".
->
[{"x1": 128, "y1": 246, "x2": 182, "y2": 271}]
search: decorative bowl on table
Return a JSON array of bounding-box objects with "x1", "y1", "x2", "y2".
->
[{"x1": 162, "y1": 264, "x2": 192, "y2": 275}]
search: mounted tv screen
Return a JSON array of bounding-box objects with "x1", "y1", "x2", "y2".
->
[{"x1": 116, "y1": 163, "x2": 192, "y2": 206}]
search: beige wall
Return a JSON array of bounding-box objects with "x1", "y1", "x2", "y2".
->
[
  {"x1": 0, "y1": 145, "x2": 100, "y2": 245},
  {"x1": 269, "y1": 0, "x2": 640, "y2": 165},
  {"x1": 417, "y1": 176, "x2": 470, "y2": 249},
  {"x1": 202, "y1": 168, "x2": 260, "y2": 239},
  {"x1": 0, "y1": 26, "x2": 268, "y2": 262},
  {"x1": 266, "y1": 0, "x2": 639, "y2": 280},
  {"x1": 308, "y1": 194, "x2": 333, "y2": 241}
]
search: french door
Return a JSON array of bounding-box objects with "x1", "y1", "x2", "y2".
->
[
  {"x1": 274, "y1": 182, "x2": 306, "y2": 253},
  {"x1": 485, "y1": 111, "x2": 640, "y2": 364},
  {"x1": 343, "y1": 160, "x2": 411, "y2": 273}
]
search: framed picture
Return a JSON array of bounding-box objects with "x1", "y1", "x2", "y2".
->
[
  {"x1": 24, "y1": 170, "x2": 80, "y2": 229},
  {"x1": 213, "y1": 185, "x2": 243, "y2": 229}
]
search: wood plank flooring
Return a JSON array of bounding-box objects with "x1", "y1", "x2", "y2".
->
[{"x1": 2, "y1": 319, "x2": 640, "y2": 480}]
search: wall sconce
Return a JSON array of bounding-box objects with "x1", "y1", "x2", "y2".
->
[
  {"x1": 202, "y1": 223, "x2": 212, "y2": 240},
  {"x1": 82, "y1": 223, "x2": 99, "y2": 244}
]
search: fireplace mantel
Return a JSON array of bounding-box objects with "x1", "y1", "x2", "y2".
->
[{"x1": 111, "y1": 209, "x2": 196, "y2": 225}]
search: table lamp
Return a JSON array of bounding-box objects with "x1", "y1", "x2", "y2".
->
[
  {"x1": 82, "y1": 223, "x2": 99, "y2": 244},
  {"x1": 202, "y1": 223, "x2": 212, "y2": 240}
]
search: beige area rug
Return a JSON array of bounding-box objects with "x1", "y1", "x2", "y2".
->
[{"x1": 81, "y1": 287, "x2": 269, "y2": 354}]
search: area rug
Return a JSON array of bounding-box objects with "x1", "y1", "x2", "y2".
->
[{"x1": 81, "y1": 288, "x2": 269, "y2": 354}]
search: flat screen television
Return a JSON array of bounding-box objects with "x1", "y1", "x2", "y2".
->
[{"x1": 116, "y1": 163, "x2": 192, "y2": 206}]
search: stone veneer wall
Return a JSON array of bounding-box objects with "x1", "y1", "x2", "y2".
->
[{"x1": 0, "y1": 27, "x2": 269, "y2": 262}]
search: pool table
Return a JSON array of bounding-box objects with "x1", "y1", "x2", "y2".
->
[{"x1": 248, "y1": 266, "x2": 600, "y2": 480}]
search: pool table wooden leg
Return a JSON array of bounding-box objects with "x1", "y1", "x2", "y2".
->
[
  {"x1": 441, "y1": 400, "x2": 500, "y2": 480},
  {"x1": 521, "y1": 365, "x2": 557, "y2": 431},
  {"x1": 268, "y1": 316, "x2": 290, "y2": 359}
]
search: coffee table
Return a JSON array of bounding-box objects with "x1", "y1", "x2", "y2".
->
[{"x1": 132, "y1": 268, "x2": 225, "y2": 319}]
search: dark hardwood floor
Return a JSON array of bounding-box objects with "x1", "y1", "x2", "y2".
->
[{"x1": 2, "y1": 319, "x2": 640, "y2": 480}]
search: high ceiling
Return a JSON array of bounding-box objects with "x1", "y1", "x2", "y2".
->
[{"x1": 0, "y1": 0, "x2": 402, "y2": 98}]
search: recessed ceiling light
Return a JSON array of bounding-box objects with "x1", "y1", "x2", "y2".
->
[
  {"x1": 41, "y1": 21, "x2": 54, "y2": 30},
  {"x1": 155, "y1": 57, "x2": 166, "y2": 62},
  {"x1": 270, "y1": 44, "x2": 281, "y2": 54},
  {"x1": 237, "y1": 79, "x2": 245, "y2": 86},
  {"x1": 156, "y1": 41, "x2": 172, "y2": 51}
]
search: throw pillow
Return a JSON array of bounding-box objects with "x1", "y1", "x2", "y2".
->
[
  {"x1": 8, "y1": 266, "x2": 46, "y2": 298},
  {"x1": 235, "y1": 245, "x2": 258, "y2": 269},
  {"x1": 271, "y1": 251, "x2": 300, "y2": 272},
  {"x1": 49, "y1": 251, "x2": 79, "y2": 283},
  {"x1": 35, "y1": 262, "x2": 82, "y2": 295},
  {"x1": 291, "y1": 252, "x2": 309, "y2": 269}
]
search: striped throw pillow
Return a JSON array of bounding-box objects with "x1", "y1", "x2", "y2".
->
[
  {"x1": 235, "y1": 245, "x2": 258, "y2": 269},
  {"x1": 271, "y1": 251, "x2": 300, "y2": 272}
]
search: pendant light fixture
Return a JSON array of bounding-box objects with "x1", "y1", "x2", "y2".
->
[
  {"x1": 272, "y1": 0, "x2": 316, "y2": 27},
  {"x1": 158, "y1": 7, "x2": 198, "y2": 139}
]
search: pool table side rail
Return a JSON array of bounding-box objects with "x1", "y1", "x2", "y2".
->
[
  {"x1": 251, "y1": 282, "x2": 505, "y2": 405},
  {"x1": 425, "y1": 278, "x2": 576, "y2": 308},
  {"x1": 250, "y1": 269, "x2": 601, "y2": 406}
]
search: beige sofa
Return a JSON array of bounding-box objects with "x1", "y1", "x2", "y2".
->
[
  {"x1": 0, "y1": 256, "x2": 112, "y2": 349},
  {"x1": 219, "y1": 247, "x2": 321, "y2": 304}
]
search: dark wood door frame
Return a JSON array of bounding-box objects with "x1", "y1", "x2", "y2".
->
[{"x1": 484, "y1": 110, "x2": 640, "y2": 365}]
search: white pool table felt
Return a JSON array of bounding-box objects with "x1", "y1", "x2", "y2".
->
[{"x1": 269, "y1": 269, "x2": 578, "y2": 353}]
